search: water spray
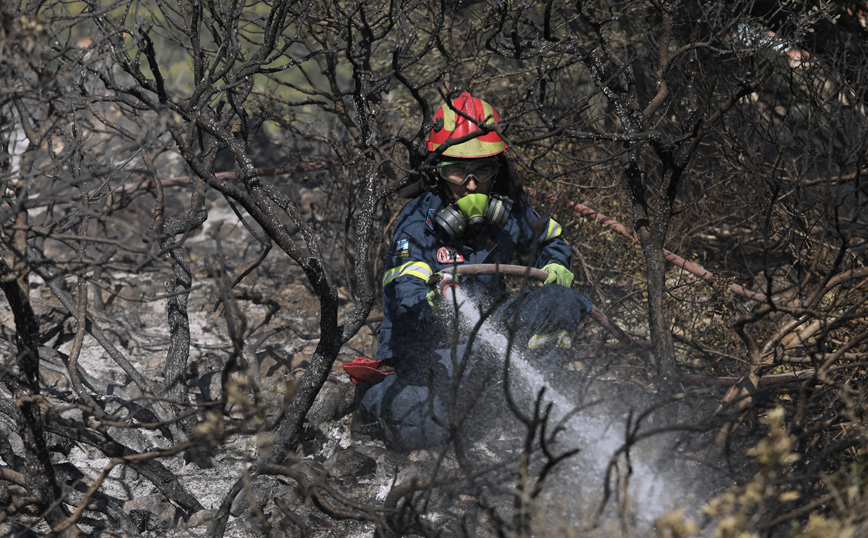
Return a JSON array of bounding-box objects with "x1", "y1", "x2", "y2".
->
[
  {"x1": 438, "y1": 264, "x2": 709, "y2": 533},
  {"x1": 438, "y1": 263, "x2": 653, "y2": 364}
]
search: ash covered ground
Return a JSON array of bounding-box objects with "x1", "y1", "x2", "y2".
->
[{"x1": 0, "y1": 186, "x2": 743, "y2": 538}]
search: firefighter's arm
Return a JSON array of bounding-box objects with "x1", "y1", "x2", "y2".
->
[
  {"x1": 517, "y1": 203, "x2": 573, "y2": 284},
  {"x1": 382, "y1": 259, "x2": 435, "y2": 319}
]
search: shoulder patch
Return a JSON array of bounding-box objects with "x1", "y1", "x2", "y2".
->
[
  {"x1": 394, "y1": 238, "x2": 411, "y2": 258},
  {"x1": 437, "y1": 246, "x2": 465, "y2": 264}
]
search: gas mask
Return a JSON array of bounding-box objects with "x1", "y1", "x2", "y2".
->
[{"x1": 433, "y1": 192, "x2": 513, "y2": 242}]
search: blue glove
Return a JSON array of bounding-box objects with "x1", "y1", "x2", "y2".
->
[{"x1": 541, "y1": 262, "x2": 574, "y2": 287}]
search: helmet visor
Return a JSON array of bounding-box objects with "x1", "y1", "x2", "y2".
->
[{"x1": 436, "y1": 158, "x2": 500, "y2": 185}]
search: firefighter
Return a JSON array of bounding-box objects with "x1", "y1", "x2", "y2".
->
[{"x1": 353, "y1": 92, "x2": 592, "y2": 450}]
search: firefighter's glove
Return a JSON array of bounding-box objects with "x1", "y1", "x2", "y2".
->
[
  {"x1": 542, "y1": 262, "x2": 574, "y2": 288},
  {"x1": 426, "y1": 272, "x2": 461, "y2": 315}
]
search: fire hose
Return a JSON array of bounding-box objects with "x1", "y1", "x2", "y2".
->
[
  {"x1": 342, "y1": 263, "x2": 650, "y2": 384},
  {"x1": 344, "y1": 264, "x2": 819, "y2": 387},
  {"x1": 438, "y1": 264, "x2": 823, "y2": 388}
]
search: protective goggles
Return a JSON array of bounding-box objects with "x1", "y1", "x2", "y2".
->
[{"x1": 436, "y1": 158, "x2": 500, "y2": 185}]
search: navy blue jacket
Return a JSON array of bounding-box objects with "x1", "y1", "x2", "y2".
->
[{"x1": 375, "y1": 192, "x2": 572, "y2": 363}]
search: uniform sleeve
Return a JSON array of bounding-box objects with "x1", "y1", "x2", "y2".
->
[
  {"x1": 374, "y1": 204, "x2": 438, "y2": 363},
  {"x1": 515, "y1": 202, "x2": 572, "y2": 270},
  {"x1": 382, "y1": 257, "x2": 434, "y2": 324}
]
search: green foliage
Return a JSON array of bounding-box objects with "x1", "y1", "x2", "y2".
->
[{"x1": 657, "y1": 407, "x2": 858, "y2": 538}]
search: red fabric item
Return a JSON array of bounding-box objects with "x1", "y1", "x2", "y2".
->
[
  {"x1": 342, "y1": 357, "x2": 393, "y2": 384},
  {"x1": 440, "y1": 280, "x2": 459, "y2": 294}
]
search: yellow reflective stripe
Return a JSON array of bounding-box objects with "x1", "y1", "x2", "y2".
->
[
  {"x1": 442, "y1": 103, "x2": 456, "y2": 131},
  {"x1": 544, "y1": 219, "x2": 562, "y2": 242},
  {"x1": 442, "y1": 101, "x2": 495, "y2": 131},
  {"x1": 440, "y1": 138, "x2": 505, "y2": 158},
  {"x1": 382, "y1": 261, "x2": 433, "y2": 287},
  {"x1": 528, "y1": 330, "x2": 573, "y2": 350},
  {"x1": 481, "y1": 101, "x2": 495, "y2": 124}
]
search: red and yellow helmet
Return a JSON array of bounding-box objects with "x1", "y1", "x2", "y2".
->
[{"x1": 426, "y1": 93, "x2": 507, "y2": 158}]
